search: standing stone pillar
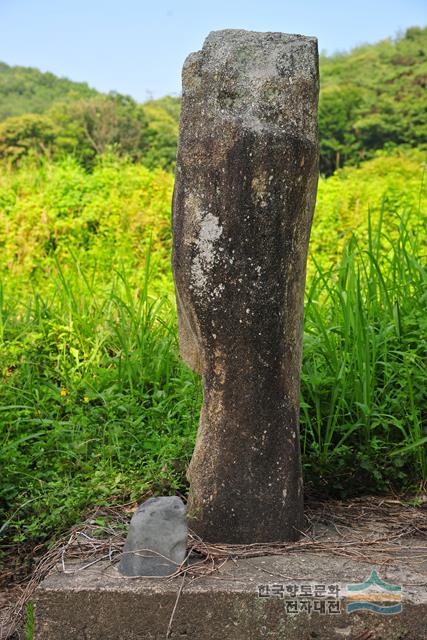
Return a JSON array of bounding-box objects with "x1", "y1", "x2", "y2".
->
[{"x1": 172, "y1": 30, "x2": 319, "y2": 543}]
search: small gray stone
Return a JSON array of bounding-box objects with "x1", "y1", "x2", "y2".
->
[{"x1": 118, "y1": 497, "x2": 187, "y2": 577}]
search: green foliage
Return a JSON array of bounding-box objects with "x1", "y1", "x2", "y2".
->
[
  {"x1": 1, "y1": 26, "x2": 425, "y2": 174},
  {"x1": 302, "y1": 212, "x2": 426, "y2": 495},
  {"x1": 0, "y1": 154, "x2": 174, "y2": 294},
  {"x1": 0, "y1": 61, "x2": 181, "y2": 171},
  {"x1": 25, "y1": 602, "x2": 34, "y2": 640},
  {"x1": 141, "y1": 97, "x2": 180, "y2": 171},
  {"x1": 0, "y1": 252, "x2": 198, "y2": 547},
  {"x1": 0, "y1": 113, "x2": 57, "y2": 164},
  {"x1": 48, "y1": 94, "x2": 148, "y2": 167},
  {"x1": 311, "y1": 149, "x2": 426, "y2": 274},
  {"x1": 0, "y1": 61, "x2": 97, "y2": 121},
  {"x1": 318, "y1": 84, "x2": 363, "y2": 174},
  {"x1": 0, "y1": 150, "x2": 425, "y2": 552},
  {"x1": 319, "y1": 26, "x2": 427, "y2": 174}
]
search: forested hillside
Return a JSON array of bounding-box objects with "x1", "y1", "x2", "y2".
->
[
  {"x1": 319, "y1": 26, "x2": 427, "y2": 173},
  {"x1": 0, "y1": 61, "x2": 180, "y2": 170},
  {"x1": 0, "y1": 26, "x2": 426, "y2": 174},
  {"x1": 0, "y1": 61, "x2": 98, "y2": 120}
]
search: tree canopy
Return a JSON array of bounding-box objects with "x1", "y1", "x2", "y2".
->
[
  {"x1": 319, "y1": 25, "x2": 427, "y2": 174},
  {"x1": 0, "y1": 26, "x2": 425, "y2": 173}
]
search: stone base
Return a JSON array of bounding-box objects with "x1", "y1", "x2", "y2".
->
[{"x1": 34, "y1": 549, "x2": 426, "y2": 640}]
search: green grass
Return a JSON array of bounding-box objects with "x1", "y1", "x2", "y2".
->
[
  {"x1": 302, "y1": 208, "x2": 426, "y2": 495},
  {"x1": 0, "y1": 150, "x2": 425, "y2": 555},
  {"x1": 0, "y1": 248, "x2": 199, "y2": 550},
  {"x1": 0, "y1": 207, "x2": 425, "y2": 554},
  {"x1": 25, "y1": 602, "x2": 34, "y2": 640}
]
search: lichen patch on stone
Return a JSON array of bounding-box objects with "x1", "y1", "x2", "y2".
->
[{"x1": 191, "y1": 211, "x2": 223, "y2": 293}]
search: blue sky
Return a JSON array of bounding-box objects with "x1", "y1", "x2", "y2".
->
[{"x1": 0, "y1": 0, "x2": 425, "y2": 100}]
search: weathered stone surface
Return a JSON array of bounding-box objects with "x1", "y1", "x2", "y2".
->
[
  {"x1": 118, "y1": 496, "x2": 187, "y2": 576},
  {"x1": 34, "y1": 547, "x2": 427, "y2": 639},
  {"x1": 172, "y1": 30, "x2": 319, "y2": 543}
]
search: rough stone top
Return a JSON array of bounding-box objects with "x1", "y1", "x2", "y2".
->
[{"x1": 182, "y1": 29, "x2": 319, "y2": 141}]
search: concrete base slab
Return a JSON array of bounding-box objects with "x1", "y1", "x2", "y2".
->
[{"x1": 34, "y1": 549, "x2": 426, "y2": 639}]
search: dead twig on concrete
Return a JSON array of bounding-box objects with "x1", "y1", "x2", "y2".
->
[{"x1": 1, "y1": 495, "x2": 426, "y2": 638}]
